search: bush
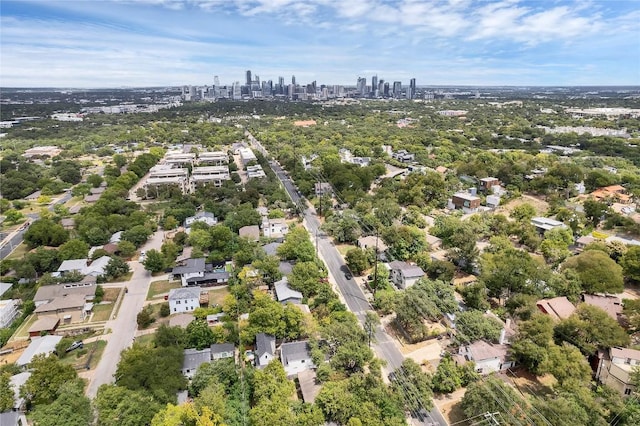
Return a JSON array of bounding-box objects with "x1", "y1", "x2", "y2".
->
[
  {"x1": 137, "y1": 306, "x2": 155, "y2": 329},
  {"x1": 159, "y1": 303, "x2": 170, "y2": 318},
  {"x1": 94, "y1": 285, "x2": 105, "y2": 303}
]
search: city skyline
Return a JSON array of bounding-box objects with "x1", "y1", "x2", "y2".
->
[{"x1": 1, "y1": 0, "x2": 639, "y2": 88}]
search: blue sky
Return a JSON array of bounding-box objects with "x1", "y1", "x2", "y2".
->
[{"x1": 1, "y1": 0, "x2": 639, "y2": 87}]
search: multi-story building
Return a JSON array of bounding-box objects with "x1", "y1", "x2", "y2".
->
[
  {"x1": 0, "y1": 299, "x2": 20, "y2": 328},
  {"x1": 198, "y1": 151, "x2": 228, "y2": 166},
  {"x1": 393, "y1": 81, "x2": 402, "y2": 98},
  {"x1": 190, "y1": 166, "x2": 231, "y2": 190},
  {"x1": 238, "y1": 147, "x2": 257, "y2": 165},
  {"x1": 596, "y1": 347, "x2": 640, "y2": 396},
  {"x1": 165, "y1": 152, "x2": 195, "y2": 167},
  {"x1": 168, "y1": 287, "x2": 202, "y2": 314},
  {"x1": 144, "y1": 165, "x2": 189, "y2": 196},
  {"x1": 450, "y1": 192, "x2": 481, "y2": 213}
]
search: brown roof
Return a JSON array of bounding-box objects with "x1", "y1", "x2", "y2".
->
[
  {"x1": 536, "y1": 297, "x2": 576, "y2": 321},
  {"x1": 610, "y1": 347, "x2": 640, "y2": 362},
  {"x1": 34, "y1": 294, "x2": 86, "y2": 313},
  {"x1": 582, "y1": 294, "x2": 622, "y2": 320},
  {"x1": 28, "y1": 316, "x2": 60, "y2": 333},
  {"x1": 34, "y1": 281, "x2": 95, "y2": 303}
]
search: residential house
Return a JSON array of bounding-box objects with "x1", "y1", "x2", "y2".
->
[
  {"x1": 531, "y1": 217, "x2": 568, "y2": 234},
  {"x1": 171, "y1": 258, "x2": 230, "y2": 287},
  {"x1": 16, "y1": 335, "x2": 63, "y2": 367},
  {"x1": 0, "y1": 282, "x2": 12, "y2": 298},
  {"x1": 8, "y1": 371, "x2": 31, "y2": 411},
  {"x1": 314, "y1": 182, "x2": 333, "y2": 197},
  {"x1": 392, "y1": 149, "x2": 415, "y2": 163},
  {"x1": 590, "y1": 185, "x2": 632, "y2": 204},
  {"x1": 596, "y1": 347, "x2": 640, "y2": 396},
  {"x1": 486, "y1": 195, "x2": 501, "y2": 209},
  {"x1": 207, "y1": 313, "x2": 225, "y2": 326},
  {"x1": 56, "y1": 256, "x2": 110, "y2": 278},
  {"x1": 33, "y1": 277, "x2": 96, "y2": 307},
  {"x1": 388, "y1": 261, "x2": 425, "y2": 289},
  {"x1": 357, "y1": 235, "x2": 388, "y2": 253},
  {"x1": 246, "y1": 165, "x2": 267, "y2": 179},
  {"x1": 576, "y1": 235, "x2": 595, "y2": 251},
  {"x1": 211, "y1": 343, "x2": 235, "y2": 361},
  {"x1": 27, "y1": 316, "x2": 60, "y2": 337},
  {"x1": 60, "y1": 218, "x2": 75, "y2": 230},
  {"x1": 457, "y1": 341, "x2": 514, "y2": 374},
  {"x1": 239, "y1": 225, "x2": 260, "y2": 242},
  {"x1": 256, "y1": 333, "x2": 276, "y2": 368},
  {"x1": 168, "y1": 287, "x2": 202, "y2": 314},
  {"x1": 262, "y1": 218, "x2": 288, "y2": 240},
  {"x1": 280, "y1": 341, "x2": 315, "y2": 376},
  {"x1": 34, "y1": 293, "x2": 91, "y2": 324},
  {"x1": 181, "y1": 348, "x2": 211, "y2": 379},
  {"x1": 479, "y1": 177, "x2": 500, "y2": 192},
  {"x1": 450, "y1": 192, "x2": 481, "y2": 213},
  {"x1": 184, "y1": 211, "x2": 218, "y2": 228},
  {"x1": 536, "y1": 296, "x2": 576, "y2": 321},
  {"x1": 0, "y1": 299, "x2": 20, "y2": 328},
  {"x1": 275, "y1": 277, "x2": 303, "y2": 305},
  {"x1": 582, "y1": 294, "x2": 622, "y2": 321}
]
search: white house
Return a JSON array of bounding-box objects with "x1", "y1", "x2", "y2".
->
[
  {"x1": 181, "y1": 348, "x2": 211, "y2": 379},
  {"x1": 168, "y1": 287, "x2": 202, "y2": 314},
  {"x1": 280, "y1": 341, "x2": 315, "y2": 376},
  {"x1": 255, "y1": 333, "x2": 276, "y2": 368},
  {"x1": 262, "y1": 218, "x2": 289, "y2": 239},
  {"x1": 0, "y1": 299, "x2": 20, "y2": 328},
  {"x1": 184, "y1": 211, "x2": 217, "y2": 228},
  {"x1": 388, "y1": 261, "x2": 425, "y2": 289},
  {"x1": 16, "y1": 335, "x2": 63, "y2": 367},
  {"x1": 596, "y1": 347, "x2": 640, "y2": 396},
  {"x1": 211, "y1": 343, "x2": 235, "y2": 361},
  {"x1": 457, "y1": 341, "x2": 514, "y2": 375}
]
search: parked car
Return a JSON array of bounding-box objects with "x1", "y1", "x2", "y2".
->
[
  {"x1": 344, "y1": 271, "x2": 353, "y2": 280},
  {"x1": 66, "y1": 340, "x2": 83, "y2": 353}
]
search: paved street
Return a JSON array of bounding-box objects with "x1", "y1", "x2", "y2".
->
[
  {"x1": 86, "y1": 230, "x2": 165, "y2": 398},
  {"x1": 250, "y1": 133, "x2": 448, "y2": 426}
]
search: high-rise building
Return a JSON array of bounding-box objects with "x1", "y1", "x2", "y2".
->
[
  {"x1": 383, "y1": 82, "x2": 390, "y2": 96},
  {"x1": 232, "y1": 81, "x2": 242, "y2": 100},
  {"x1": 409, "y1": 78, "x2": 416, "y2": 99},
  {"x1": 378, "y1": 79, "x2": 385, "y2": 96},
  {"x1": 246, "y1": 70, "x2": 252, "y2": 86},
  {"x1": 292, "y1": 75, "x2": 296, "y2": 86},
  {"x1": 214, "y1": 75, "x2": 220, "y2": 87},
  {"x1": 371, "y1": 75, "x2": 378, "y2": 96},
  {"x1": 357, "y1": 77, "x2": 367, "y2": 96},
  {"x1": 278, "y1": 76, "x2": 284, "y2": 94},
  {"x1": 393, "y1": 81, "x2": 402, "y2": 98}
]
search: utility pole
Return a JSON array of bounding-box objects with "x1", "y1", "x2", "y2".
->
[
  {"x1": 315, "y1": 228, "x2": 319, "y2": 258},
  {"x1": 373, "y1": 229, "x2": 379, "y2": 295}
]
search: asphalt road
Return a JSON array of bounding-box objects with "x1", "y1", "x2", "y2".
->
[
  {"x1": 86, "y1": 230, "x2": 165, "y2": 398},
  {"x1": 251, "y1": 134, "x2": 448, "y2": 426},
  {"x1": 0, "y1": 192, "x2": 72, "y2": 259}
]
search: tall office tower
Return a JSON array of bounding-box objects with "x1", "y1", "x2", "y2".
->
[
  {"x1": 246, "y1": 70, "x2": 252, "y2": 86},
  {"x1": 232, "y1": 81, "x2": 242, "y2": 100},
  {"x1": 371, "y1": 75, "x2": 378, "y2": 96},
  {"x1": 357, "y1": 77, "x2": 367, "y2": 96},
  {"x1": 378, "y1": 79, "x2": 385, "y2": 95},
  {"x1": 255, "y1": 75, "x2": 260, "y2": 85},
  {"x1": 383, "y1": 82, "x2": 390, "y2": 96},
  {"x1": 292, "y1": 75, "x2": 296, "y2": 86},
  {"x1": 278, "y1": 76, "x2": 284, "y2": 94},
  {"x1": 409, "y1": 78, "x2": 416, "y2": 99},
  {"x1": 405, "y1": 87, "x2": 413, "y2": 100},
  {"x1": 214, "y1": 76, "x2": 220, "y2": 87},
  {"x1": 393, "y1": 81, "x2": 402, "y2": 98}
]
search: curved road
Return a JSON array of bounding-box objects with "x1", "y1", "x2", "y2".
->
[{"x1": 248, "y1": 132, "x2": 448, "y2": 426}]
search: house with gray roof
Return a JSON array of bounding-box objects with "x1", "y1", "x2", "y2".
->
[
  {"x1": 168, "y1": 287, "x2": 201, "y2": 314},
  {"x1": 261, "y1": 242, "x2": 281, "y2": 257},
  {"x1": 280, "y1": 341, "x2": 315, "y2": 376},
  {"x1": 211, "y1": 343, "x2": 235, "y2": 361},
  {"x1": 171, "y1": 258, "x2": 230, "y2": 287},
  {"x1": 184, "y1": 211, "x2": 218, "y2": 229},
  {"x1": 256, "y1": 333, "x2": 276, "y2": 368},
  {"x1": 388, "y1": 261, "x2": 425, "y2": 289},
  {"x1": 182, "y1": 348, "x2": 211, "y2": 379},
  {"x1": 56, "y1": 256, "x2": 110, "y2": 278},
  {"x1": 16, "y1": 335, "x2": 62, "y2": 367},
  {"x1": 274, "y1": 277, "x2": 303, "y2": 305}
]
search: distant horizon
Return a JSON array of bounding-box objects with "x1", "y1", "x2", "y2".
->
[{"x1": 1, "y1": 1, "x2": 639, "y2": 87}]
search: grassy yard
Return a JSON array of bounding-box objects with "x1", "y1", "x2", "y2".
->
[
  {"x1": 60, "y1": 340, "x2": 107, "y2": 370},
  {"x1": 11, "y1": 314, "x2": 37, "y2": 340},
  {"x1": 208, "y1": 287, "x2": 230, "y2": 306},
  {"x1": 92, "y1": 303, "x2": 114, "y2": 322},
  {"x1": 135, "y1": 333, "x2": 156, "y2": 347},
  {"x1": 6, "y1": 243, "x2": 29, "y2": 260},
  {"x1": 147, "y1": 280, "x2": 181, "y2": 300},
  {"x1": 107, "y1": 271, "x2": 134, "y2": 283},
  {"x1": 335, "y1": 244, "x2": 354, "y2": 256},
  {"x1": 102, "y1": 287, "x2": 121, "y2": 303}
]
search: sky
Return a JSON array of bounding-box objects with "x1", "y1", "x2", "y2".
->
[{"x1": 1, "y1": 0, "x2": 639, "y2": 88}]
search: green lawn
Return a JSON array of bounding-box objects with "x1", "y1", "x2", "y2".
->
[
  {"x1": 134, "y1": 333, "x2": 156, "y2": 347},
  {"x1": 147, "y1": 280, "x2": 181, "y2": 300},
  {"x1": 6, "y1": 243, "x2": 29, "y2": 260},
  {"x1": 60, "y1": 340, "x2": 107, "y2": 370},
  {"x1": 92, "y1": 303, "x2": 114, "y2": 322},
  {"x1": 208, "y1": 287, "x2": 230, "y2": 307},
  {"x1": 102, "y1": 287, "x2": 121, "y2": 303},
  {"x1": 12, "y1": 314, "x2": 37, "y2": 340}
]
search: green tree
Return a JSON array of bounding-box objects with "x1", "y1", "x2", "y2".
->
[
  {"x1": 510, "y1": 313, "x2": 555, "y2": 374},
  {"x1": 137, "y1": 305, "x2": 155, "y2": 329},
  {"x1": 0, "y1": 373, "x2": 14, "y2": 412},
  {"x1": 20, "y1": 354, "x2": 77, "y2": 405},
  {"x1": 58, "y1": 238, "x2": 90, "y2": 260},
  {"x1": 187, "y1": 319, "x2": 216, "y2": 350},
  {"x1": 511, "y1": 203, "x2": 536, "y2": 222},
  {"x1": 3, "y1": 209, "x2": 24, "y2": 224},
  {"x1": 382, "y1": 225, "x2": 427, "y2": 261},
  {"x1": 143, "y1": 249, "x2": 166, "y2": 273},
  {"x1": 455, "y1": 310, "x2": 503, "y2": 344},
  {"x1": 554, "y1": 304, "x2": 630, "y2": 355},
  {"x1": 95, "y1": 384, "x2": 162, "y2": 426},
  {"x1": 163, "y1": 215, "x2": 178, "y2": 230},
  {"x1": 117, "y1": 240, "x2": 137, "y2": 258},
  {"x1": 122, "y1": 224, "x2": 152, "y2": 247},
  {"x1": 583, "y1": 199, "x2": 610, "y2": 226},
  {"x1": 104, "y1": 256, "x2": 130, "y2": 280},
  {"x1": 188, "y1": 229, "x2": 213, "y2": 251},
  {"x1": 155, "y1": 324, "x2": 187, "y2": 348},
  {"x1": 345, "y1": 248, "x2": 370, "y2": 275},
  {"x1": 277, "y1": 226, "x2": 315, "y2": 262},
  {"x1": 23, "y1": 218, "x2": 69, "y2": 248},
  {"x1": 390, "y1": 359, "x2": 433, "y2": 412},
  {"x1": 461, "y1": 376, "x2": 528, "y2": 422},
  {"x1": 363, "y1": 311, "x2": 379, "y2": 348},
  {"x1": 87, "y1": 173, "x2": 103, "y2": 188},
  {"x1": 30, "y1": 381, "x2": 92, "y2": 426},
  {"x1": 622, "y1": 246, "x2": 640, "y2": 283},
  {"x1": 540, "y1": 343, "x2": 592, "y2": 385},
  {"x1": 561, "y1": 249, "x2": 624, "y2": 293},
  {"x1": 432, "y1": 354, "x2": 462, "y2": 393}
]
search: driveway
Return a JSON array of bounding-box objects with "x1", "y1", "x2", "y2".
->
[{"x1": 86, "y1": 230, "x2": 165, "y2": 398}]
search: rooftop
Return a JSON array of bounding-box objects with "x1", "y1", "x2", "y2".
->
[
  {"x1": 275, "y1": 277, "x2": 303, "y2": 303},
  {"x1": 280, "y1": 340, "x2": 312, "y2": 364},
  {"x1": 536, "y1": 296, "x2": 576, "y2": 321},
  {"x1": 16, "y1": 335, "x2": 63, "y2": 366},
  {"x1": 256, "y1": 333, "x2": 276, "y2": 358},
  {"x1": 169, "y1": 286, "x2": 202, "y2": 301}
]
